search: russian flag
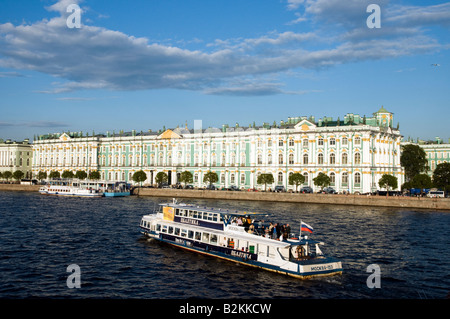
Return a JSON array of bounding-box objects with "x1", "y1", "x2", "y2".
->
[{"x1": 301, "y1": 221, "x2": 314, "y2": 233}]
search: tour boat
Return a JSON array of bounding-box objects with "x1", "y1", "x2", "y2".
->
[
  {"x1": 103, "y1": 181, "x2": 131, "y2": 197},
  {"x1": 39, "y1": 179, "x2": 104, "y2": 197},
  {"x1": 139, "y1": 199, "x2": 343, "y2": 279}
]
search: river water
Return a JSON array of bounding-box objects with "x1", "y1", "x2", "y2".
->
[{"x1": 0, "y1": 191, "x2": 449, "y2": 300}]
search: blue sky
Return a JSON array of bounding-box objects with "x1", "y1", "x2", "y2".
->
[{"x1": 0, "y1": 0, "x2": 449, "y2": 141}]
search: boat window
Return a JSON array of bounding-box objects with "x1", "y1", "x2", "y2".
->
[
  {"x1": 278, "y1": 247, "x2": 290, "y2": 261},
  {"x1": 181, "y1": 229, "x2": 187, "y2": 237},
  {"x1": 193, "y1": 211, "x2": 199, "y2": 219},
  {"x1": 207, "y1": 213, "x2": 213, "y2": 221},
  {"x1": 212, "y1": 214, "x2": 218, "y2": 222},
  {"x1": 156, "y1": 224, "x2": 161, "y2": 231},
  {"x1": 168, "y1": 226, "x2": 173, "y2": 234},
  {"x1": 180, "y1": 209, "x2": 186, "y2": 217},
  {"x1": 249, "y1": 244, "x2": 255, "y2": 254},
  {"x1": 203, "y1": 213, "x2": 209, "y2": 220},
  {"x1": 175, "y1": 209, "x2": 180, "y2": 216},
  {"x1": 175, "y1": 228, "x2": 180, "y2": 236},
  {"x1": 188, "y1": 230, "x2": 194, "y2": 239},
  {"x1": 162, "y1": 225, "x2": 168, "y2": 233},
  {"x1": 195, "y1": 231, "x2": 201, "y2": 241},
  {"x1": 210, "y1": 234, "x2": 218, "y2": 245},
  {"x1": 188, "y1": 210, "x2": 194, "y2": 218},
  {"x1": 227, "y1": 238, "x2": 235, "y2": 249},
  {"x1": 202, "y1": 232, "x2": 210, "y2": 243}
]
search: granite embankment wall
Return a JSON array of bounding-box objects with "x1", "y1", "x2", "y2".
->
[
  {"x1": 1, "y1": 184, "x2": 449, "y2": 211},
  {"x1": 133, "y1": 188, "x2": 450, "y2": 211}
]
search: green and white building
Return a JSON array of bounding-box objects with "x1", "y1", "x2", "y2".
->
[
  {"x1": 32, "y1": 106, "x2": 404, "y2": 193},
  {"x1": 0, "y1": 138, "x2": 33, "y2": 179}
]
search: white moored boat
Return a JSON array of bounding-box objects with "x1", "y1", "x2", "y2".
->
[
  {"x1": 140, "y1": 199, "x2": 343, "y2": 279},
  {"x1": 39, "y1": 179, "x2": 104, "y2": 197}
]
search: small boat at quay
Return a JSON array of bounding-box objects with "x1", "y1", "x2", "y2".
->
[
  {"x1": 140, "y1": 199, "x2": 343, "y2": 279},
  {"x1": 39, "y1": 179, "x2": 130, "y2": 197}
]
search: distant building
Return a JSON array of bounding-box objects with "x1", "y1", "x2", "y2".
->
[
  {"x1": 32, "y1": 106, "x2": 404, "y2": 193},
  {"x1": 402, "y1": 137, "x2": 450, "y2": 176},
  {"x1": 0, "y1": 138, "x2": 33, "y2": 179}
]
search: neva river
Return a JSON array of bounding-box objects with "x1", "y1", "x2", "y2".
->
[{"x1": 0, "y1": 191, "x2": 449, "y2": 299}]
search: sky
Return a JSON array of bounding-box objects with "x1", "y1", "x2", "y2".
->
[{"x1": 0, "y1": 0, "x2": 449, "y2": 142}]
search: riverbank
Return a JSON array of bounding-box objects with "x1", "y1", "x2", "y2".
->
[
  {"x1": 132, "y1": 187, "x2": 450, "y2": 211},
  {"x1": 2, "y1": 184, "x2": 449, "y2": 211}
]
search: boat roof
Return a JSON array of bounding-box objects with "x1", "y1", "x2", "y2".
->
[{"x1": 160, "y1": 201, "x2": 268, "y2": 217}]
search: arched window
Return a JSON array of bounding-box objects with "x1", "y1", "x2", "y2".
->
[
  {"x1": 342, "y1": 153, "x2": 348, "y2": 165},
  {"x1": 257, "y1": 154, "x2": 262, "y2": 165},
  {"x1": 318, "y1": 153, "x2": 324, "y2": 164},
  {"x1": 278, "y1": 154, "x2": 284, "y2": 164},
  {"x1": 278, "y1": 172, "x2": 283, "y2": 183},
  {"x1": 289, "y1": 153, "x2": 294, "y2": 164},
  {"x1": 303, "y1": 172, "x2": 308, "y2": 185},
  {"x1": 354, "y1": 172, "x2": 361, "y2": 185},
  {"x1": 230, "y1": 173, "x2": 235, "y2": 184},
  {"x1": 330, "y1": 172, "x2": 335, "y2": 186},
  {"x1": 303, "y1": 153, "x2": 309, "y2": 164},
  {"x1": 330, "y1": 153, "x2": 335, "y2": 164},
  {"x1": 240, "y1": 173, "x2": 245, "y2": 185},
  {"x1": 268, "y1": 154, "x2": 273, "y2": 164},
  {"x1": 342, "y1": 172, "x2": 348, "y2": 185},
  {"x1": 354, "y1": 153, "x2": 361, "y2": 165}
]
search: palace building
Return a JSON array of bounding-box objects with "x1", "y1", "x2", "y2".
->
[
  {"x1": 31, "y1": 106, "x2": 404, "y2": 194},
  {"x1": 0, "y1": 138, "x2": 33, "y2": 179}
]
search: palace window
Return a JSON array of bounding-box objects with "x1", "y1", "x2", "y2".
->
[
  {"x1": 289, "y1": 139, "x2": 294, "y2": 147},
  {"x1": 354, "y1": 153, "x2": 361, "y2": 165},
  {"x1": 342, "y1": 137, "x2": 348, "y2": 145},
  {"x1": 230, "y1": 173, "x2": 235, "y2": 184},
  {"x1": 330, "y1": 138, "x2": 336, "y2": 146},
  {"x1": 289, "y1": 153, "x2": 294, "y2": 165},
  {"x1": 318, "y1": 153, "x2": 324, "y2": 165},
  {"x1": 354, "y1": 172, "x2": 361, "y2": 186},
  {"x1": 278, "y1": 154, "x2": 284, "y2": 164},
  {"x1": 330, "y1": 172, "x2": 336, "y2": 186},
  {"x1": 342, "y1": 172, "x2": 349, "y2": 185},
  {"x1": 241, "y1": 173, "x2": 245, "y2": 185},
  {"x1": 303, "y1": 139, "x2": 308, "y2": 148},
  {"x1": 268, "y1": 154, "x2": 273, "y2": 164},
  {"x1": 303, "y1": 153, "x2": 309, "y2": 165},
  {"x1": 330, "y1": 153, "x2": 336, "y2": 164},
  {"x1": 279, "y1": 139, "x2": 284, "y2": 147},
  {"x1": 355, "y1": 137, "x2": 361, "y2": 145},
  {"x1": 278, "y1": 172, "x2": 283, "y2": 184},
  {"x1": 268, "y1": 139, "x2": 272, "y2": 147},
  {"x1": 258, "y1": 154, "x2": 263, "y2": 165},
  {"x1": 303, "y1": 172, "x2": 308, "y2": 185},
  {"x1": 318, "y1": 138, "x2": 324, "y2": 146},
  {"x1": 342, "y1": 153, "x2": 348, "y2": 165}
]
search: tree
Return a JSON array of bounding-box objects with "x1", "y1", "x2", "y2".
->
[
  {"x1": 49, "y1": 171, "x2": 60, "y2": 179},
  {"x1": 289, "y1": 173, "x2": 305, "y2": 192},
  {"x1": 257, "y1": 173, "x2": 274, "y2": 191},
  {"x1": 410, "y1": 174, "x2": 432, "y2": 189},
  {"x1": 400, "y1": 144, "x2": 428, "y2": 181},
  {"x1": 179, "y1": 171, "x2": 193, "y2": 187},
  {"x1": 62, "y1": 170, "x2": 74, "y2": 179},
  {"x1": 433, "y1": 162, "x2": 450, "y2": 192},
  {"x1": 3, "y1": 171, "x2": 13, "y2": 181},
  {"x1": 12, "y1": 170, "x2": 24, "y2": 181},
  {"x1": 378, "y1": 174, "x2": 398, "y2": 194},
  {"x1": 37, "y1": 171, "x2": 47, "y2": 181},
  {"x1": 89, "y1": 170, "x2": 101, "y2": 180},
  {"x1": 75, "y1": 170, "x2": 87, "y2": 180},
  {"x1": 313, "y1": 172, "x2": 330, "y2": 191},
  {"x1": 133, "y1": 170, "x2": 148, "y2": 185},
  {"x1": 203, "y1": 171, "x2": 218, "y2": 188},
  {"x1": 155, "y1": 171, "x2": 168, "y2": 187}
]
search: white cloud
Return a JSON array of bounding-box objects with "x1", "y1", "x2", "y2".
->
[{"x1": 0, "y1": 0, "x2": 448, "y2": 96}]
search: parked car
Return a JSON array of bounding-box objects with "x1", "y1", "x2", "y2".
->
[
  {"x1": 427, "y1": 190, "x2": 445, "y2": 198},
  {"x1": 300, "y1": 186, "x2": 313, "y2": 193},
  {"x1": 227, "y1": 185, "x2": 241, "y2": 191},
  {"x1": 274, "y1": 185, "x2": 286, "y2": 192},
  {"x1": 184, "y1": 184, "x2": 194, "y2": 189},
  {"x1": 205, "y1": 184, "x2": 217, "y2": 190},
  {"x1": 322, "y1": 187, "x2": 337, "y2": 194}
]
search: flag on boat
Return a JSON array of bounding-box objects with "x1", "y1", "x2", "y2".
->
[{"x1": 301, "y1": 221, "x2": 314, "y2": 233}]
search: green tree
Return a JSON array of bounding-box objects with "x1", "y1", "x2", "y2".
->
[
  {"x1": 257, "y1": 173, "x2": 274, "y2": 191},
  {"x1": 288, "y1": 173, "x2": 305, "y2": 192},
  {"x1": 61, "y1": 170, "x2": 74, "y2": 179},
  {"x1": 433, "y1": 162, "x2": 450, "y2": 192},
  {"x1": 179, "y1": 171, "x2": 193, "y2": 187},
  {"x1": 400, "y1": 144, "x2": 428, "y2": 181},
  {"x1": 203, "y1": 171, "x2": 218, "y2": 188},
  {"x1": 89, "y1": 170, "x2": 101, "y2": 180},
  {"x1": 12, "y1": 170, "x2": 24, "y2": 181},
  {"x1": 410, "y1": 173, "x2": 432, "y2": 189},
  {"x1": 378, "y1": 174, "x2": 398, "y2": 194},
  {"x1": 75, "y1": 170, "x2": 87, "y2": 180},
  {"x1": 133, "y1": 170, "x2": 147, "y2": 185},
  {"x1": 155, "y1": 171, "x2": 168, "y2": 187},
  {"x1": 2, "y1": 171, "x2": 12, "y2": 181},
  {"x1": 37, "y1": 171, "x2": 47, "y2": 181},
  {"x1": 313, "y1": 172, "x2": 330, "y2": 191},
  {"x1": 49, "y1": 171, "x2": 60, "y2": 179}
]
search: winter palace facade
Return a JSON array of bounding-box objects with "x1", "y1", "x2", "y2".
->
[{"x1": 31, "y1": 107, "x2": 404, "y2": 194}]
